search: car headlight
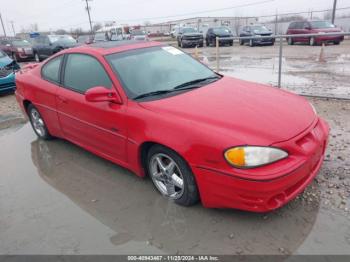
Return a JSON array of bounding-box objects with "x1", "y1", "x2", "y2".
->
[{"x1": 224, "y1": 146, "x2": 288, "y2": 168}]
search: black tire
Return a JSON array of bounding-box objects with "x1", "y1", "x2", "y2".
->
[
  {"x1": 206, "y1": 38, "x2": 209, "y2": 46},
  {"x1": 199, "y1": 42, "x2": 204, "y2": 48},
  {"x1": 334, "y1": 41, "x2": 340, "y2": 45},
  {"x1": 287, "y1": 37, "x2": 294, "y2": 45},
  {"x1": 229, "y1": 41, "x2": 233, "y2": 46},
  {"x1": 249, "y1": 39, "x2": 254, "y2": 47},
  {"x1": 147, "y1": 145, "x2": 199, "y2": 206},
  {"x1": 239, "y1": 39, "x2": 244, "y2": 45},
  {"x1": 11, "y1": 52, "x2": 18, "y2": 62},
  {"x1": 27, "y1": 104, "x2": 53, "y2": 140}
]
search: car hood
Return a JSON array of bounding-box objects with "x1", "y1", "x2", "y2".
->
[
  {"x1": 139, "y1": 77, "x2": 316, "y2": 144},
  {"x1": 0, "y1": 55, "x2": 13, "y2": 67},
  {"x1": 183, "y1": 32, "x2": 203, "y2": 37},
  {"x1": 253, "y1": 30, "x2": 272, "y2": 35}
]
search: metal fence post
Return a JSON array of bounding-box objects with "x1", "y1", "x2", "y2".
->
[
  {"x1": 278, "y1": 36, "x2": 283, "y2": 88},
  {"x1": 216, "y1": 37, "x2": 219, "y2": 72}
]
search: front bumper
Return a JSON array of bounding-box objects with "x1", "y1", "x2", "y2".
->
[
  {"x1": 253, "y1": 37, "x2": 275, "y2": 44},
  {"x1": 315, "y1": 35, "x2": 344, "y2": 43},
  {"x1": 193, "y1": 117, "x2": 329, "y2": 212},
  {"x1": 182, "y1": 39, "x2": 203, "y2": 46},
  {"x1": 0, "y1": 72, "x2": 16, "y2": 94}
]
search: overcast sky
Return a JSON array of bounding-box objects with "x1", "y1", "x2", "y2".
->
[{"x1": 1, "y1": 0, "x2": 349, "y2": 34}]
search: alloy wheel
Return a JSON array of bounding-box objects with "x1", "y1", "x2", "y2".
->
[
  {"x1": 149, "y1": 153, "x2": 184, "y2": 199},
  {"x1": 30, "y1": 108, "x2": 46, "y2": 137}
]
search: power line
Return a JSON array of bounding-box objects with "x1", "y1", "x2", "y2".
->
[{"x1": 116, "y1": 0, "x2": 275, "y2": 22}]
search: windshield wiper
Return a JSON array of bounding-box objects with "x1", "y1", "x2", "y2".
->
[
  {"x1": 173, "y1": 75, "x2": 221, "y2": 90},
  {"x1": 133, "y1": 90, "x2": 175, "y2": 100},
  {"x1": 133, "y1": 75, "x2": 221, "y2": 100}
]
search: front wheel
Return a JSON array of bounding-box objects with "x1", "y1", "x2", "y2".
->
[
  {"x1": 28, "y1": 104, "x2": 53, "y2": 140},
  {"x1": 147, "y1": 145, "x2": 199, "y2": 206}
]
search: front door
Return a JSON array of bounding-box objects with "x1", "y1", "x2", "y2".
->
[{"x1": 56, "y1": 53, "x2": 127, "y2": 162}]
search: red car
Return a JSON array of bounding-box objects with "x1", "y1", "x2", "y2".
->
[
  {"x1": 286, "y1": 20, "x2": 344, "y2": 46},
  {"x1": 15, "y1": 41, "x2": 329, "y2": 212}
]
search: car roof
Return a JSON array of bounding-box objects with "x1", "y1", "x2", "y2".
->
[{"x1": 64, "y1": 40, "x2": 164, "y2": 56}]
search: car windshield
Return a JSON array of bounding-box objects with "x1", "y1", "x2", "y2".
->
[
  {"x1": 251, "y1": 26, "x2": 269, "y2": 32},
  {"x1": 310, "y1": 21, "x2": 335, "y2": 29},
  {"x1": 181, "y1": 28, "x2": 197, "y2": 33},
  {"x1": 12, "y1": 39, "x2": 31, "y2": 47},
  {"x1": 49, "y1": 35, "x2": 76, "y2": 44},
  {"x1": 106, "y1": 46, "x2": 219, "y2": 100},
  {"x1": 131, "y1": 30, "x2": 146, "y2": 36},
  {"x1": 213, "y1": 27, "x2": 231, "y2": 34}
]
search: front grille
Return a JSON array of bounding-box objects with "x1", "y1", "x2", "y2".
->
[
  {"x1": 184, "y1": 36, "x2": 201, "y2": 40},
  {"x1": 0, "y1": 68, "x2": 13, "y2": 78}
]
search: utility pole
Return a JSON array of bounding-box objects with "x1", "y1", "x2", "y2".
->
[
  {"x1": 0, "y1": 11, "x2": 7, "y2": 37},
  {"x1": 83, "y1": 0, "x2": 93, "y2": 34},
  {"x1": 10, "y1": 21, "x2": 15, "y2": 36},
  {"x1": 331, "y1": 0, "x2": 337, "y2": 24}
]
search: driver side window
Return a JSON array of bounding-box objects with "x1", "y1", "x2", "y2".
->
[{"x1": 63, "y1": 54, "x2": 112, "y2": 94}]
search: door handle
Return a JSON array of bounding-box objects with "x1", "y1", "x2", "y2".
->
[{"x1": 57, "y1": 95, "x2": 68, "y2": 103}]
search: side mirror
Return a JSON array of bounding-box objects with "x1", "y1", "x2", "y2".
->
[{"x1": 85, "y1": 86, "x2": 122, "y2": 104}]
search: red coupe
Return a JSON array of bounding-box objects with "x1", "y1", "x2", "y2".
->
[{"x1": 15, "y1": 41, "x2": 329, "y2": 212}]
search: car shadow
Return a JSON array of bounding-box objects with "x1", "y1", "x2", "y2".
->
[{"x1": 30, "y1": 138, "x2": 321, "y2": 255}]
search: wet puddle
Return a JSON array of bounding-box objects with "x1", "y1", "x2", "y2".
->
[{"x1": 1, "y1": 124, "x2": 350, "y2": 254}]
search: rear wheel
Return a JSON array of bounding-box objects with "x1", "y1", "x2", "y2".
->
[
  {"x1": 147, "y1": 145, "x2": 199, "y2": 206},
  {"x1": 334, "y1": 41, "x2": 340, "y2": 45},
  {"x1": 27, "y1": 104, "x2": 53, "y2": 140}
]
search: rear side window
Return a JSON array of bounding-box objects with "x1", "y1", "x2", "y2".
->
[
  {"x1": 41, "y1": 55, "x2": 63, "y2": 84},
  {"x1": 288, "y1": 22, "x2": 295, "y2": 29},
  {"x1": 63, "y1": 54, "x2": 112, "y2": 93}
]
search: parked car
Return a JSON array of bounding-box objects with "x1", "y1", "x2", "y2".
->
[
  {"x1": 94, "y1": 32, "x2": 110, "y2": 42},
  {"x1": 31, "y1": 35, "x2": 78, "y2": 62},
  {"x1": 77, "y1": 35, "x2": 94, "y2": 45},
  {"x1": 177, "y1": 27, "x2": 203, "y2": 48},
  {"x1": 0, "y1": 49, "x2": 19, "y2": 94},
  {"x1": 130, "y1": 30, "x2": 148, "y2": 41},
  {"x1": 206, "y1": 27, "x2": 234, "y2": 46},
  {"x1": 286, "y1": 20, "x2": 344, "y2": 46},
  {"x1": 239, "y1": 25, "x2": 274, "y2": 46},
  {"x1": 15, "y1": 41, "x2": 329, "y2": 212},
  {"x1": 0, "y1": 38, "x2": 34, "y2": 61}
]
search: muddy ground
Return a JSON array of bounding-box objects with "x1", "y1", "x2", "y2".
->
[{"x1": 0, "y1": 42, "x2": 350, "y2": 255}]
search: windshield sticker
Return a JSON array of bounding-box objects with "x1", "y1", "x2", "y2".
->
[{"x1": 162, "y1": 46, "x2": 184, "y2": 55}]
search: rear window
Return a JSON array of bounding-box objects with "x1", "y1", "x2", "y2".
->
[{"x1": 42, "y1": 55, "x2": 63, "y2": 84}]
